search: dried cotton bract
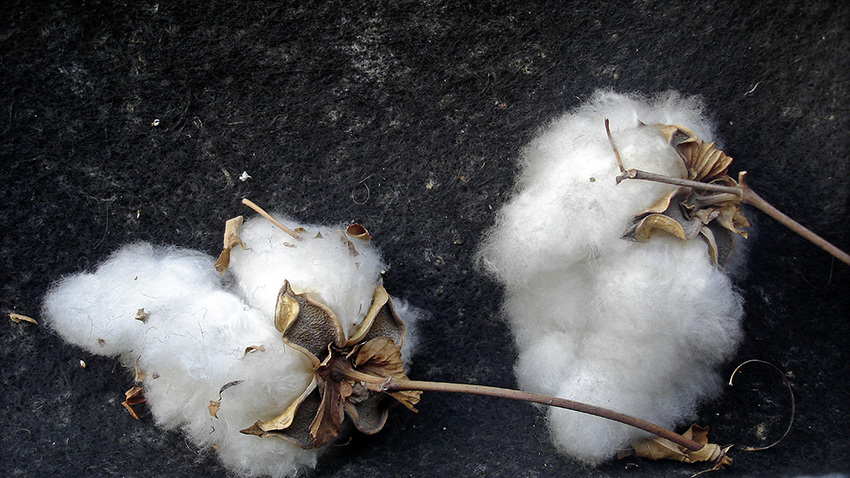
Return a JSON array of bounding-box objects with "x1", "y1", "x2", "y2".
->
[
  {"x1": 478, "y1": 90, "x2": 744, "y2": 465},
  {"x1": 42, "y1": 214, "x2": 422, "y2": 477}
]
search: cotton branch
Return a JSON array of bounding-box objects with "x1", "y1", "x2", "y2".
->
[
  {"x1": 367, "y1": 377, "x2": 705, "y2": 452},
  {"x1": 241, "y1": 198, "x2": 302, "y2": 240},
  {"x1": 617, "y1": 169, "x2": 850, "y2": 266},
  {"x1": 604, "y1": 119, "x2": 850, "y2": 266}
]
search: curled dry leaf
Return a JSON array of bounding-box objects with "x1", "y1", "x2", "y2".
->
[
  {"x1": 241, "y1": 280, "x2": 420, "y2": 449},
  {"x1": 621, "y1": 124, "x2": 750, "y2": 265},
  {"x1": 9, "y1": 312, "x2": 37, "y2": 325},
  {"x1": 214, "y1": 215, "x2": 245, "y2": 273},
  {"x1": 621, "y1": 424, "x2": 732, "y2": 469}
]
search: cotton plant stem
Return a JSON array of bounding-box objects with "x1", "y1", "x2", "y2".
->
[
  {"x1": 618, "y1": 169, "x2": 850, "y2": 266},
  {"x1": 370, "y1": 377, "x2": 704, "y2": 452},
  {"x1": 737, "y1": 173, "x2": 850, "y2": 266},
  {"x1": 241, "y1": 198, "x2": 302, "y2": 240}
]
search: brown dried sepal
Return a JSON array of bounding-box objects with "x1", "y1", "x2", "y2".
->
[
  {"x1": 625, "y1": 124, "x2": 750, "y2": 265},
  {"x1": 621, "y1": 424, "x2": 733, "y2": 468},
  {"x1": 214, "y1": 215, "x2": 245, "y2": 273},
  {"x1": 354, "y1": 337, "x2": 420, "y2": 412},
  {"x1": 241, "y1": 281, "x2": 420, "y2": 449}
]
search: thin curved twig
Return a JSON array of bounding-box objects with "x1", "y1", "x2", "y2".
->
[
  {"x1": 241, "y1": 198, "x2": 302, "y2": 240},
  {"x1": 614, "y1": 168, "x2": 850, "y2": 266},
  {"x1": 375, "y1": 377, "x2": 705, "y2": 452},
  {"x1": 728, "y1": 359, "x2": 796, "y2": 452}
]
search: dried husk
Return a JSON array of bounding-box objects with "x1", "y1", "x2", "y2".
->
[{"x1": 625, "y1": 124, "x2": 750, "y2": 265}]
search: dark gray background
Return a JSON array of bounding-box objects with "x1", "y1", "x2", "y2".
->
[{"x1": 2, "y1": 1, "x2": 848, "y2": 476}]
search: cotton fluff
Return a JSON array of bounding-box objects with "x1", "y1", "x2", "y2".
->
[
  {"x1": 43, "y1": 215, "x2": 422, "y2": 477},
  {"x1": 478, "y1": 90, "x2": 744, "y2": 465}
]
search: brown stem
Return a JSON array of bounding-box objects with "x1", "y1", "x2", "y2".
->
[
  {"x1": 616, "y1": 169, "x2": 743, "y2": 195},
  {"x1": 737, "y1": 172, "x2": 850, "y2": 266},
  {"x1": 617, "y1": 169, "x2": 850, "y2": 266},
  {"x1": 241, "y1": 198, "x2": 302, "y2": 240},
  {"x1": 370, "y1": 377, "x2": 704, "y2": 452},
  {"x1": 605, "y1": 119, "x2": 627, "y2": 173}
]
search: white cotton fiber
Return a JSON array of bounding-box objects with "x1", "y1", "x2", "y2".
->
[
  {"x1": 478, "y1": 90, "x2": 744, "y2": 465},
  {"x1": 42, "y1": 216, "x2": 423, "y2": 477}
]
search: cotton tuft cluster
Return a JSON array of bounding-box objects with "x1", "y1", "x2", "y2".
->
[
  {"x1": 43, "y1": 215, "x2": 422, "y2": 477},
  {"x1": 478, "y1": 90, "x2": 744, "y2": 465}
]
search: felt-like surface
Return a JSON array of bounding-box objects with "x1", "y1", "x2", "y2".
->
[{"x1": 1, "y1": 1, "x2": 848, "y2": 476}]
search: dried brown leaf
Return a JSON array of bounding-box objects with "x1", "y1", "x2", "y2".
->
[
  {"x1": 276, "y1": 281, "x2": 344, "y2": 363},
  {"x1": 9, "y1": 313, "x2": 37, "y2": 325},
  {"x1": 214, "y1": 215, "x2": 245, "y2": 273}
]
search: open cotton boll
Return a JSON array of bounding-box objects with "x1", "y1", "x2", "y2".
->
[
  {"x1": 227, "y1": 215, "x2": 420, "y2": 364},
  {"x1": 478, "y1": 90, "x2": 744, "y2": 465},
  {"x1": 228, "y1": 215, "x2": 387, "y2": 340},
  {"x1": 42, "y1": 216, "x2": 422, "y2": 477}
]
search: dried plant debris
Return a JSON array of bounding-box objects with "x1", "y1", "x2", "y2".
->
[
  {"x1": 242, "y1": 281, "x2": 419, "y2": 448},
  {"x1": 620, "y1": 124, "x2": 750, "y2": 265},
  {"x1": 621, "y1": 424, "x2": 732, "y2": 470},
  {"x1": 214, "y1": 215, "x2": 245, "y2": 273},
  {"x1": 134, "y1": 308, "x2": 149, "y2": 323},
  {"x1": 42, "y1": 210, "x2": 423, "y2": 478},
  {"x1": 9, "y1": 312, "x2": 38, "y2": 324},
  {"x1": 209, "y1": 380, "x2": 244, "y2": 419}
]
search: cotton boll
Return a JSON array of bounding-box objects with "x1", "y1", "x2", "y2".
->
[
  {"x1": 42, "y1": 243, "x2": 222, "y2": 360},
  {"x1": 479, "y1": 90, "x2": 745, "y2": 465},
  {"x1": 479, "y1": 93, "x2": 712, "y2": 288},
  {"x1": 228, "y1": 215, "x2": 387, "y2": 338},
  {"x1": 42, "y1": 216, "x2": 422, "y2": 477}
]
